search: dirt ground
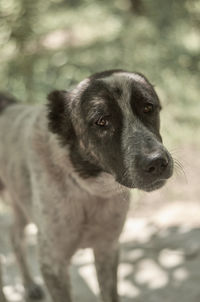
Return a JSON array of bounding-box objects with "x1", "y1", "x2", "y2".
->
[{"x1": 0, "y1": 144, "x2": 200, "y2": 302}]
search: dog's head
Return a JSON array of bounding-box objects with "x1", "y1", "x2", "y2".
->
[{"x1": 47, "y1": 70, "x2": 173, "y2": 192}]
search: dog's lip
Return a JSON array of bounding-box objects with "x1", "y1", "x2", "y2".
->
[
  {"x1": 117, "y1": 177, "x2": 167, "y2": 191},
  {"x1": 139, "y1": 178, "x2": 167, "y2": 192}
]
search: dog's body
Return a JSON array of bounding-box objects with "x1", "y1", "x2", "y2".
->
[{"x1": 0, "y1": 70, "x2": 173, "y2": 302}]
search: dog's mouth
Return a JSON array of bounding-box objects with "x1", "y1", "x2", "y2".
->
[
  {"x1": 116, "y1": 177, "x2": 168, "y2": 192},
  {"x1": 116, "y1": 152, "x2": 173, "y2": 192},
  {"x1": 137, "y1": 178, "x2": 167, "y2": 192}
]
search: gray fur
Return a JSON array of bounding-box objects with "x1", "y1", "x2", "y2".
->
[{"x1": 0, "y1": 70, "x2": 173, "y2": 302}]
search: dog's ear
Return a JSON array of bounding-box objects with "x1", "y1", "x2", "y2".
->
[{"x1": 47, "y1": 90, "x2": 75, "y2": 143}]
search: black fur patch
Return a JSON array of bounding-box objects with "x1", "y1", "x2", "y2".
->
[
  {"x1": 47, "y1": 91, "x2": 101, "y2": 178},
  {"x1": 130, "y1": 80, "x2": 161, "y2": 136},
  {"x1": 0, "y1": 93, "x2": 17, "y2": 113},
  {"x1": 69, "y1": 144, "x2": 102, "y2": 178},
  {"x1": 47, "y1": 90, "x2": 75, "y2": 143},
  {"x1": 75, "y1": 79, "x2": 124, "y2": 178}
]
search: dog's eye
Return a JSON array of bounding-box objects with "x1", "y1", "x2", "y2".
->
[
  {"x1": 143, "y1": 103, "x2": 154, "y2": 113},
  {"x1": 95, "y1": 116, "x2": 109, "y2": 127}
]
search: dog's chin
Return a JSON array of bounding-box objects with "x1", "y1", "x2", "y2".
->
[
  {"x1": 116, "y1": 178, "x2": 167, "y2": 192},
  {"x1": 115, "y1": 177, "x2": 135, "y2": 189},
  {"x1": 138, "y1": 179, "x2": 167, "y2": 192}
]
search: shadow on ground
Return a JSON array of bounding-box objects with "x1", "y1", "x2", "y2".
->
[{"x1": 1, "y1": 209, "x2": 200, "y2": 302}]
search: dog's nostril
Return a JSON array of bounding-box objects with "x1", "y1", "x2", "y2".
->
[
  {"x1": 147, "y1": 166, "x2": 156, "y2": 173},
  {"x1": 145, "y1": 154, "x2": 169, "y2": 174}
]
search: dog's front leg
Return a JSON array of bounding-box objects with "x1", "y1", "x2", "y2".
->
[
  {"x1": 39, "y1": 240, "x2": 73, "y2": 302},
  {"x1": 94, "y1": 243, "x2": 119, "y2": 302},
  {"x1": 40, "y1": 261, "x2": 72, "y2": 302},
  {"x1": 38, "y1": 226, "x2": 81, "y2": 302}
]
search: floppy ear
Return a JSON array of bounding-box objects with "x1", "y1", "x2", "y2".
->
[{"x1": 47, "y1": 90, "x2": 75, "y2": 143}]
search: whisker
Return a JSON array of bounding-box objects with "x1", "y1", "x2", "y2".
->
[
  {"x1": 173, "y1": 157, "x2": 188, "y2": 183},
  {"x1": 169, "y1": 148, "x2": 182, "y2": 155}
]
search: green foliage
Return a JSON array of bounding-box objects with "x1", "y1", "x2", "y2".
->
[{"x1": 0, "y1": 0, "x2": 199, "y2": 146}]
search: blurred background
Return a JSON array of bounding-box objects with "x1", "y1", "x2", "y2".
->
[{"x1": 0, "y1": 0, "x2": 200, "y2": 301}]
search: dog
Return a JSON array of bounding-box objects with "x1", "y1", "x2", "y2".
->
[{"x1": 0, "y1": 70, "x2": 173, "y2": 302}]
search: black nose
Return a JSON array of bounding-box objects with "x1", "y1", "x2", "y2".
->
[{"x1": 143, "y1": 152, "x2": 169, "y2": 175}]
